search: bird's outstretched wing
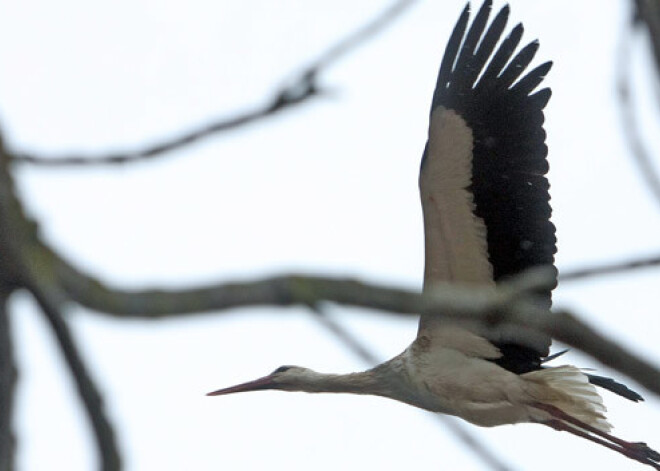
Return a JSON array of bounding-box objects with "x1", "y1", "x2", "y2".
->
[{"x1": 418, "y1": 0, "x2": 556, "y2": 373}]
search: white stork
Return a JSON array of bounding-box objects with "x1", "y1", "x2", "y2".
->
[{"x1": 208, "y1": 1, "x2": 660, "y2": 467}]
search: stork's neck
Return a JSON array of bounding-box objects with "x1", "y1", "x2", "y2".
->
[
  {"x1": 295, "y1": 370, "x2": 388, "y2": 395},
  {"x1": 296, "y1": 357, "x2": 418, "y2": 403}
]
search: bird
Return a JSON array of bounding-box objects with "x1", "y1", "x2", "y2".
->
[{"x1": 208, "y1": 1, "x2": 660, "y2": 468}]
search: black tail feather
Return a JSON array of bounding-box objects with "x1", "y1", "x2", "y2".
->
[
  {"x1": 587, "y1": 374, "x2": 644, "y2": 402},
  {"x1": 541, "y1": 349, "x2": 568, "y2": 363}
]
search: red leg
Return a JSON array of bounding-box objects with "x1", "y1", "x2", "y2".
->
[
  {"x1": 533, "y1": 403, "x2": 660, "y2": 469},
  {"x1": 543, "y1": 419, "x2": 660, "y2": 470}
]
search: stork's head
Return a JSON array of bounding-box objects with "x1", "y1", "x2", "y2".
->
[{"x1": 206, "y1": 365, "x2": 316, "y2": 396}]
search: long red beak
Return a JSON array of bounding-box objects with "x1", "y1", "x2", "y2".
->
[{"x1": 206, "y1": 374, "x2": 278, "y2": 396}]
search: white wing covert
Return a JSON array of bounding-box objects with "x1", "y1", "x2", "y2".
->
[{"x1": 418, "y1": 1, "x2": 556, "y2": 372}]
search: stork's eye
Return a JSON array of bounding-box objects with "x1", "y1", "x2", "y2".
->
[{"x1": 272, "y1": 366, "x2": 292, "y2": 374}]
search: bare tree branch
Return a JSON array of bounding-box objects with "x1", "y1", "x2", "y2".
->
[
  {"x1": 54, "y1": 263, "x2": 660, "y2": 398},
  {"x1": 0, "y1": 139, "x2": 120, "y2": 470},
  {"x1": 617, "y1": 10, "x2": 660, "y2": 209},
  {"x1": 312, "y1": 308, "x2": 381, "y2": 365},
  {"x1": 56, "y1": 270, "x2": 519, "y2": 319},
  {"x1": 0, "y1": 135, "x2": 28, "y2": 471},
  {"x1": 439, "y1": 423, "x2": 514, "y2": 471},
  {"x1": 312, "y1": 307, "x2": 515, "y2": 471},
  {"x1": 634, "y1": 0, "x2": 660, "y2": 75},
  {"x1": 507, "y1": 301, "x2": 660, "y2": 397},
  {"x1": 11, "y1": 81, "x2": 321, "y2": 167},
  {"x1": 0, "y1": 291, "x2": 17, "y2": 471},
  {"x1": 29, "y1": 282, "x2": 121, "y2": 471},
  {"x1": 305, "y1": 0, "x2": 417, "y2": 71},
  {"x1": 9, "y1": 0, "x2": 417, "y2": 168},
  {"x1": 560, "y1": 253, "x2": 660, "y2": 281}
]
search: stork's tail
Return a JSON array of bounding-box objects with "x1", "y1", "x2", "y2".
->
[
  {"x1": 542, "y1": 350, "x2": 644, "y2": 402},
  {"x1": 586, "y1": 373, "x2": 644, "y2": 402},
  {"x1": 523, "y1": 365, "x2": 612, "y2": 432}
]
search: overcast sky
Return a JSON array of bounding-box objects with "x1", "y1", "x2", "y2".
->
[{"x1": 1, "y1": 1, "x2": 660, "y2": 470}]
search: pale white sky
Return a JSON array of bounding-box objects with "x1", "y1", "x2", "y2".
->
[{"x1": 1, "y1": 1, "x2": 660, "y2": 470}]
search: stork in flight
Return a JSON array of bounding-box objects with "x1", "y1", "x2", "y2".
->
[{"x1": 208, "y1": 1, "x2": 660, "y2": 468}]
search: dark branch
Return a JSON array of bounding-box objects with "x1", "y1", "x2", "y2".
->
[
  {"x1": 311, "y1": 307, "x2": 380, "y2": 365},
  {"x1": 60, "y1": 268, "x2": 492, "y2": 320},
  {"x1": 0, "y1": 139, "x2": 121, "y2": 470},
  {"x1": 10, "y1": 0, "x2": 417, "y2": 168},
  {"x1": 56, "y1": 264, "x2": 660, "y2": 398},
  {"x1": 634, "y1": 0, "x2": 660, "y2": 76},
  {"x1": 439, "y1": 422, "x2": 514, "y2": 471},
  {"x1": 617, "y1": 14, "x2": 660, "y2": 209},
  {"x1": 304, "y1": 0, "x2": 416, "y2": 71},
  {"x1": 11, "y1": 82, "x2": 321, "y2": 167},
  {"x1": 0, "y1": 291, "x2": 17, "y2": 471},
  {"x1": 559, "y1": 253, "x2": 660, "y2": 281},
  {"x1": 507, "y1": 300, "x2": 660, "y2": 399},
  {"x1": 28, "y1": 282, "x2": 121, "y2": 471}
]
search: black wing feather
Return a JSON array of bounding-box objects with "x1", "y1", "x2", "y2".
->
[
  {"x1": 475, "y1": 23, "x2": 523, "y2": 90},
  {"x1": 452, "y1": 0, "x2": 492, "y2": 89},
  {"x1": 497, "y1": 41, "x2": 540, "y2": 89},
  {"x1": 432, "y1": 4, "x2": 471, "y2": 109},
  {"x1": 428, "y1": 1, "x2": 557, "y2": 373},
  {"x1": 468, "y1": 5, "x2": 509, "y2": 85},
  {"x1": 511, "y1": 62, "x2": 553, "y2": 96}
]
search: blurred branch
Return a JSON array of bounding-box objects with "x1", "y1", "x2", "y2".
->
[
  {"x1": 11, "y1": 79, "x2": 321, "y2": 167},
  {"x1": 10, "y1": 0, "x2": 417, "y2": 168},
  {"x1": 617, "y1": 8, "x2": 660, "y2": 209},
  {"x1": 0, "y1": 291, "x2": 17, "y2": 471},
  {"x1": 0, "y1": 134, "x2": 26, "y2": 471},
  {"x1": 0, "y1": 139, "x2": 120, "y2": 469},
  {"x1": 56, "y1": 267, "x2": 523, "y2": 319},
  {"x1": 29, "y1": 282, "x2": 121, "y2": 471},
  {"x1": 559, "y1": 253, "x2": 660, "y2": 281},
  {"x1": 305, "y1": 0, "x2": 416, "y2": 70},
  {"x1": 57, "y1": 264, "x2": 660, "y2": 398},
  {"x1": 634, "y1": 0, "x2": 660, "y2": 75},
  {"x1": 312, "y1": 307, "x2": 515, "y2": 471},
  {"x1": 4, "y1": 131, "x2": 660, "y2": 424},
  {"x1": 312, "y1": 308, "x2": 380, "y2": 365},
  {"x1": 441, "y1": 423, "x2": 513, "y2": 471}
]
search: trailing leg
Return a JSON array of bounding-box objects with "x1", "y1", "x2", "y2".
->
[{"x1": 533, "y1": 403, "x2": 660, "y2": 469}]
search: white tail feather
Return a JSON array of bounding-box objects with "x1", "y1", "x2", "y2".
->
[{"x1": 523, "y1": 366, "x2": 612, "y2": 432}]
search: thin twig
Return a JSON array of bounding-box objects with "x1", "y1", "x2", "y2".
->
[
  {"x1": 28, "y1": 282, "x2": 121, "y2": 471},
  {"x1": 437, "y1": 422, "x2": 514, "y2": 471},
  {"x1": 11, "y1": 84, "x2": 320, "y2": 167},
  {"x1": 305, "y1": 0, "x2": 417, "y2": 70},
  {"x1": 10, "y1": 0, "x2": 417, "y2": 168},
  {"x1": 311, "y1": 307, "x2": 515, "y2": 471},
  {"x1": 616, "y1": 13, "x2": 660, "y2": 209},
  {"x1": 559, "y1": 253, "x2": 660, "y2": 281},
  {"x1": 0, "y1": 291, "x2": 17, "y2": 471},
  {"x1": 312, "y1": 308, "x2": 381, "y2": 365}
]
